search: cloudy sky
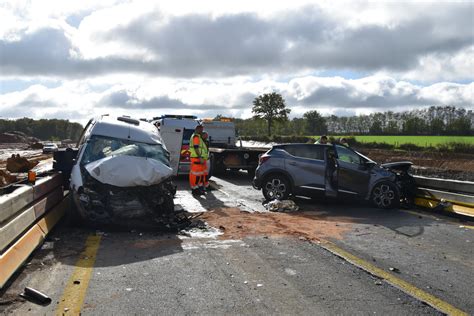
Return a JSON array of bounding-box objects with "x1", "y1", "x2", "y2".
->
[{"x1": 0, "y1": 0, "x2": 473, "y2": 125}]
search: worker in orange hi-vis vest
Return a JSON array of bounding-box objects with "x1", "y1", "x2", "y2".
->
[
  {"x1": 189, "y1": 124, "x2": 206, "y2": 196},
  {"x1": 201, "y1": 131, "x2": 210, "y2": 191}
]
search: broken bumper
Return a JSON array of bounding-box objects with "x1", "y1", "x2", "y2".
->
[{"x1": 73, "y1": 175, "x2": 176, "y2": 224}]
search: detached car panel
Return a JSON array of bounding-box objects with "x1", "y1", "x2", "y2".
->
[{"x1": 253, "y1": 143, "x2": 414, "y2": 209}]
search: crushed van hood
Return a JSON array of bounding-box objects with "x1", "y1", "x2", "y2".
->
[{"x1": 85, "y1": 155, "x2": 173, "y2": 187}]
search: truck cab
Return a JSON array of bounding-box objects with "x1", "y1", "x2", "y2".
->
[{"x1": 201, "y1": 119, "x2": 236, "y2": 148}]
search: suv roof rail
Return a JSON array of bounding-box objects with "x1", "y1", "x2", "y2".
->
[{"x1": 117, "y1": 116, "x2": 140, "y2": 125}]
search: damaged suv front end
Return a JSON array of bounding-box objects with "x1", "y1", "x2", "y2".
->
[
  {"x1": 380, "y1": 161, "x2": 417, "y2": 207},
  {"x1": 69, "y1": 116, "x2": 176, "y2": 225}
]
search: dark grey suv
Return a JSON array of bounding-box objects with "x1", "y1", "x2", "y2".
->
[{"x1": 252, "y1": 144, "x2": 415, "y2": 209}]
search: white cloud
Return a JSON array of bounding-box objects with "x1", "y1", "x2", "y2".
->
[
  {"x1": 1, "y1": 1, "x2": 472, "y2": 81},
  {"x1": 1, "y1": 75, "x2": 472, "y2": 124},
  {"x1": 0, "y1": 0, "x2": 472, "y2": 121}
]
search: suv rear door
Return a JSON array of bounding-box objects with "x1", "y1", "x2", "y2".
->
[{"x1": 282, "y1": 144, "x2": 326, "y2": 193}]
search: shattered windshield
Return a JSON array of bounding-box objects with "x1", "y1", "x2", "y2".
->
[{"x1": 81, "y1": 135, "x2": 170, "y2": 166}]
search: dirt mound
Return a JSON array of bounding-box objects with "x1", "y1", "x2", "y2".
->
[
  {"x1": 6, "y1": 154, "x2": 39, "y2": 172},
  {"x1": 29, "y1": 142, "x2": 44, "y2": 149},
  {"x1": 359, "y1": 148, "x2": 474, "y2": 181},
  {"x1": 0, "y1": 131, "x2": 39, "y2": 144},
  {"x1": 201, "y1": 207, "x2": 351, "y2": 241}
]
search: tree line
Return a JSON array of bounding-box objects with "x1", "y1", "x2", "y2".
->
[
  {"x1": 234, "y1": 93, "x2": 473, "y2": 136},
  {"x1": 0, "y1": 118, "x2": 84, "y2": 141}
]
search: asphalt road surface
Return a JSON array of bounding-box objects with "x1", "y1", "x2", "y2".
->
[{"x1": 1, "y1": 171, "x2": 473, "y2": 315}]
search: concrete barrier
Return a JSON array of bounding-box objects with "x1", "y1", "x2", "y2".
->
[
  {"x1": 0, "y1": 173, "x2": 66, "y2": 289},
  {"x1": 0, "y1": 174, "x2": 62, "y2": 224},
  {"x1": 0, "y1": 195, "x2": 66, "y2": 289},
  {"x1": 0, "y1": 187, "x2": 63, "y2": 252},
  {"x1": 0, "y1": 185, "x2": 33, "y2": 224}
]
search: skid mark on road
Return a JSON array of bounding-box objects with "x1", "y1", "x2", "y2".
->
[{"x1": 56, "y1": 235, "x2": 102, "y2": 315}]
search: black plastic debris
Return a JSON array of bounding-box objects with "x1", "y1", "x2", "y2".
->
[
  {"x1": 19, "y1": 287, "x2": 52, "y2": 305},
  {"x1": 389, "y1": 267, "x2": 401, "y2": 273}
]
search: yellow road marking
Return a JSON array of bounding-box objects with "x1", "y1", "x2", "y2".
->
[
  {"x1": 319, "y1": 241, "x2": 468, "y2": 316},
  {"x1": 56, "y1": 235, "x2": 102, "y2": 315}
]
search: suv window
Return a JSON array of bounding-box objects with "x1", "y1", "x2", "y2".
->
[
  {"x1": 336, "y1": 145, "x2": 361, "y2": 164},
  {"x1": 283, "y1": 145, "x2": 324, "y2": 160}
]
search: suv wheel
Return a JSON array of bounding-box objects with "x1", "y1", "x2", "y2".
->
[
  {"x1": 371, "y1": 181, "x2": 399, "y2": 209},
  {"x1": 262, "y1": 174, "x2": 290, "y2": 201}
]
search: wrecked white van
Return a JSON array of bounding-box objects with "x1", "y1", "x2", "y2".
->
[{"x1": 68, "y1": 115, "x2": 176, "y2": 224}]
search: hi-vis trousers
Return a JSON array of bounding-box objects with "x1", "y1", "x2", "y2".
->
[{"x1": 189, "y1": 158, "x2": 205, "y2": 189}]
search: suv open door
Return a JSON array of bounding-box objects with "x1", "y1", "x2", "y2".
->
[{"x1": 325, "y1": 146, "x2": 338, "y2": 197}]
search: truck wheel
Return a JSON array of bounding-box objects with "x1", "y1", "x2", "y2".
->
[
  {"x1": 371, "y1": 181, "x2": 400, "y2": 209},
  {"x1": 262, "y1": 174, "x2": 290, "y2": 201}
]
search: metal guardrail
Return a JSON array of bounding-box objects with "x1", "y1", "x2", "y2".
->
[
  {"x1": 414, "y1": 176, "x2": 474, "y2": 195},
  {"x1": 0, "y1": 173, "x2": 66, "y2": 288},
  {"x1": 414, "y1": 176, "x2": 474, "y2": 217}
]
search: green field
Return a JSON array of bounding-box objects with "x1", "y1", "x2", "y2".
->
[{"x1": 343, "y1": 136, "x2": 474, "y2": 147}]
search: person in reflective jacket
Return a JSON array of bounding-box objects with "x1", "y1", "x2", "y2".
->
[{"x1": 189, "y1": 124, "x2": 206, "y2": 195}]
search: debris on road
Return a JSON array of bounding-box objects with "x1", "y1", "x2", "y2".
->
[
  {"x1": 201, "y1": 207, "x2": 350, "y2": 241},
  {"x1": 389, "y1": 267, "x2": 401, "y2": 273},
  {"x1": 19, "y1": 287, "x2": 52, "y2": 306},
  {"x1": 180, "y1": 221, "x2": 223, "y2": 239},
  {"x1": 264, "y1": 200, "x2": 299, "y2": 212}
]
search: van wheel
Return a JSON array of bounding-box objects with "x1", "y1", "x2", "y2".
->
[
  {"x1": 67, "y1": 192, "x2": 84, "y2": 226},
  {"x1": 371, "y1": 182, "x2": 399, "y2": 209},
  {"x1": 262, "y1": 174, "x2": 290, "y2": 201}
]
